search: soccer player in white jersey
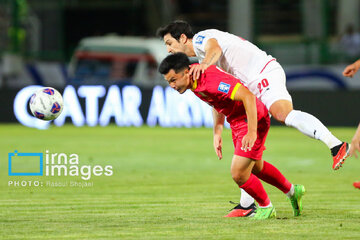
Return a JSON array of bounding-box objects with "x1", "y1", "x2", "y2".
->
[{"x1": 157, "y1": 20, "x2": 350, "y2": 217}]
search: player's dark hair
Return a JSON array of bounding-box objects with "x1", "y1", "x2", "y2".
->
[
  {"x1": 156, "y1": 20, "x2": 194, "y2": 40},
  {"x1": 158, "y1": 53, "x2": 190, "y2": 75}
]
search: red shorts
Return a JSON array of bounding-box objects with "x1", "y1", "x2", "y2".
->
[{"x1": 231, "y1": 115, "x2": 270, "y2": 160}]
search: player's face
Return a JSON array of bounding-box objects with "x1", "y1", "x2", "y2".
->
[
  {"x1": 164, "y1": 69, "x2": 191, "y2": 94},
  {"x1": 163, "y1": 33, "x2": 187, "y2": 54}
]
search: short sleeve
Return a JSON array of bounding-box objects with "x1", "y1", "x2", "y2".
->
[
  {"x1": 193, "y1": 30, "x2": 214, "y2": 54},
  {"x1": 204, "y1": 66, "x2": 242, "y2": 101}
]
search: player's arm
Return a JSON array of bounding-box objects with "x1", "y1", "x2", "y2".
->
[
  {"x1": 232, "y1": 84, "x2": 258, "y2": 152},
  {"x1": 343, "y1": 59, "x2": 360, "y2": 77},
  {"x1": 350, "y1": 123, "x2": 360, "y2": 158},
  {"x1": 189, "y1": 38, "x2": 222, "y2": 80},
  {"x1": 212, "y1": 108, "x2": 225, "y2": 160}
]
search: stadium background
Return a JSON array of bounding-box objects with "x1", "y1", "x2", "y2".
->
[
  {"x1": 0, "y1": 0, "x2": 359, "y2": 127},
  {"x1": 1, "y1": 1, "x2": 360, "y2": 239}
]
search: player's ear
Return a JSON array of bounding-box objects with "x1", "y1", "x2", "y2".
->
[{"x1": 179, "y1": 33, "x2": 187, "y2": 44}]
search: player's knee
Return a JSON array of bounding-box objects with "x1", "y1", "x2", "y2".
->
[
  {"x1": 269, "y1": 100, "x2": 293, "y2": 123},
  {"x1": 272, "y1": 111, "x2": 288, "y2": 123},
  {"x1": 251, "y1": 163, "x2": 263, "y2": 175},
  {"x1": 231, "y1": 171, "x2": 248, "y2": 186},
  {"x1": 271, "y1": 107, "x2": 293, "y2": 123}
]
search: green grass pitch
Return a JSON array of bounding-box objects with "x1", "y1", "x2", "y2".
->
[{"x1": 0, "y1": 124, "x2": 360, "y2": 239}]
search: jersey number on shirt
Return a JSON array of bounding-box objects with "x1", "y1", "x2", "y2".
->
[{"x1": 257, "y1": 79, "x2": 269, "y2": 94}]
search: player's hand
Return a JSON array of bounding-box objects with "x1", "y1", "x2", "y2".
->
[
  {"x1": 349, "y1": 137, "x2": 360, "y2": 158},
  {"x1": 342, "y1": 64, "x2": 357, "y2": 78},
  {"x1": 241, "y1": 132, "x2": 257, "y2": 152},
  {"x1": 189, "y1": 63, "x2": 209, "y2": 81},
  {"x1": 213, "y1": 134, "x2": 223, "y2": 160}
]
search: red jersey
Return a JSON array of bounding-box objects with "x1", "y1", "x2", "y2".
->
[{"x1": 191, "y1": 64, "x2": 268, "y2": 126}]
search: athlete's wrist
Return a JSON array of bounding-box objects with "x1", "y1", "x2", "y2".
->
[
  {"x1": 201, "y1": 62, "x2": 209, "y2": 68},
  {"x1": 355, "y1": 60, "x2": 360, "y2": 70},
  {"x1": 213, "y1": 130, "x2": 223, "y2": 136},
  {"x1": 213, "y1": 126, "x2": 223, "y2": 134},
  {"x1": 247, "y1": 129, "x2": 257, "y2": 135}
]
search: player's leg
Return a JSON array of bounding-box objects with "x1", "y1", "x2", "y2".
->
[
  {"x1": 252, "y1": 160, "x2": 305, "y2": 216},
  {"x1": 270, "y1": 99, "x2": 341, "y2": 148},
  {"x1": 227, "y1": 113, "x2": 274, "y2": 219},
  {"x1": 224, "y1": 189, "x2": 256, "y2": 217},
  {"x1": 252, "y1": 160, "x2": 291, "y2": 193},
  {"x1": 225, "y1": 124, "x2": 256, "y2": 218},
  {"x1": 231, "y1": 155, "x2": 275, "y2": 219},
  {"x1": 239, "y1": 189, "x2": 255, "y2": 208},
  {"x1": 231, "y1": 156, "x2": 257, "y2": 217},
  {"x1": 271, "y1": 100, "x2": 349, "y2": 170},
  {"x1": 255, "y1": 65, "x2": 349, "y2": 170}
]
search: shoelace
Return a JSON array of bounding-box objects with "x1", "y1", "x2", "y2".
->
[{"x1": 228, "y1": 201, "x2": 241, "y2": 211}]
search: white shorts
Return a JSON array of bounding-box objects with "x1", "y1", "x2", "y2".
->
[{"x1": 247, "y1": 60, "x2": 292, "y2": 110}]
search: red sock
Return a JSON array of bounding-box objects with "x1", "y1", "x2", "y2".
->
[
  {"x1": 240, "y1": 174, "x2": 270, "y2": 207},
  {"x1": 255, "y1": 161, "x2": 292, "y2": 194}
]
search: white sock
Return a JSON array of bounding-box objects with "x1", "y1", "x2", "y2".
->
[
  {"x1": 285, "y1": 110, "x2": 342, "y2": 149},
  {"x1": 239, "y1": 188, "x2": 254, "y2": 208},
  {"x1": 286, "y1": 184, "x2": 295, "y2": 198}
]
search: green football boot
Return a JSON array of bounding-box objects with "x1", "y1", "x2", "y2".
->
[
  {"x1": 252, "y1": 206, "x2": 276, "y2": 220},
  {"x1": 289, "y1": 184, "x2": 306, "y2": 216}
]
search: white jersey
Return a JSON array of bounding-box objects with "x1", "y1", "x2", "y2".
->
[{"x1": 193, "y1": 29, "x2": 275, "y2": 87}]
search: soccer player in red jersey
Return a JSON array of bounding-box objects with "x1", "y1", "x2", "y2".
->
[{"x1": 159, "y1": 53, "x2": 305, "y2": 219}]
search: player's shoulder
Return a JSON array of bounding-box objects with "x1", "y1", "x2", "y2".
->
[
  {"x1": 205, "y1": 66, "x2": 241, "y2": 87},
  {"x1": 202, "y1": 66, "x2": 224, "y2": 87},
  {"x1": 190, "y1": 63, "x2": 200, "y2": 68},
  {"x1": 205, "y1": 65, "x2": 220, "y2": 73},
  {"x1": 193, "y1": 29, "x2": 223, "y2": 45},
  {"x1": 195, "y1": 29, "x2": 223, "y2": 36},
  {"x1": 201, "y1": 65, "x2": 219, "y2": 78},
  {"x1": 206, "y1": 65, "x2": 231, "y2": 77}
]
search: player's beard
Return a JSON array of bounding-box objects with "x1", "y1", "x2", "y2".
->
[
  {"x1": 177, "y1": 86, "x2": 187, "y2": 94},
  {"x1": 178, "y1": 88, "x2": 185, "y2": 94}
]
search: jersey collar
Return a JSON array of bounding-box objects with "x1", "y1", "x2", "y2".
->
[{"x1": 191, "y1": 79, "x2": 198, "y2": 91}]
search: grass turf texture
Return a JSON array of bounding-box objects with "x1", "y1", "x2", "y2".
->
[{"x1": 0, "y1": 124, "x2": 360, "y2": 239}]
